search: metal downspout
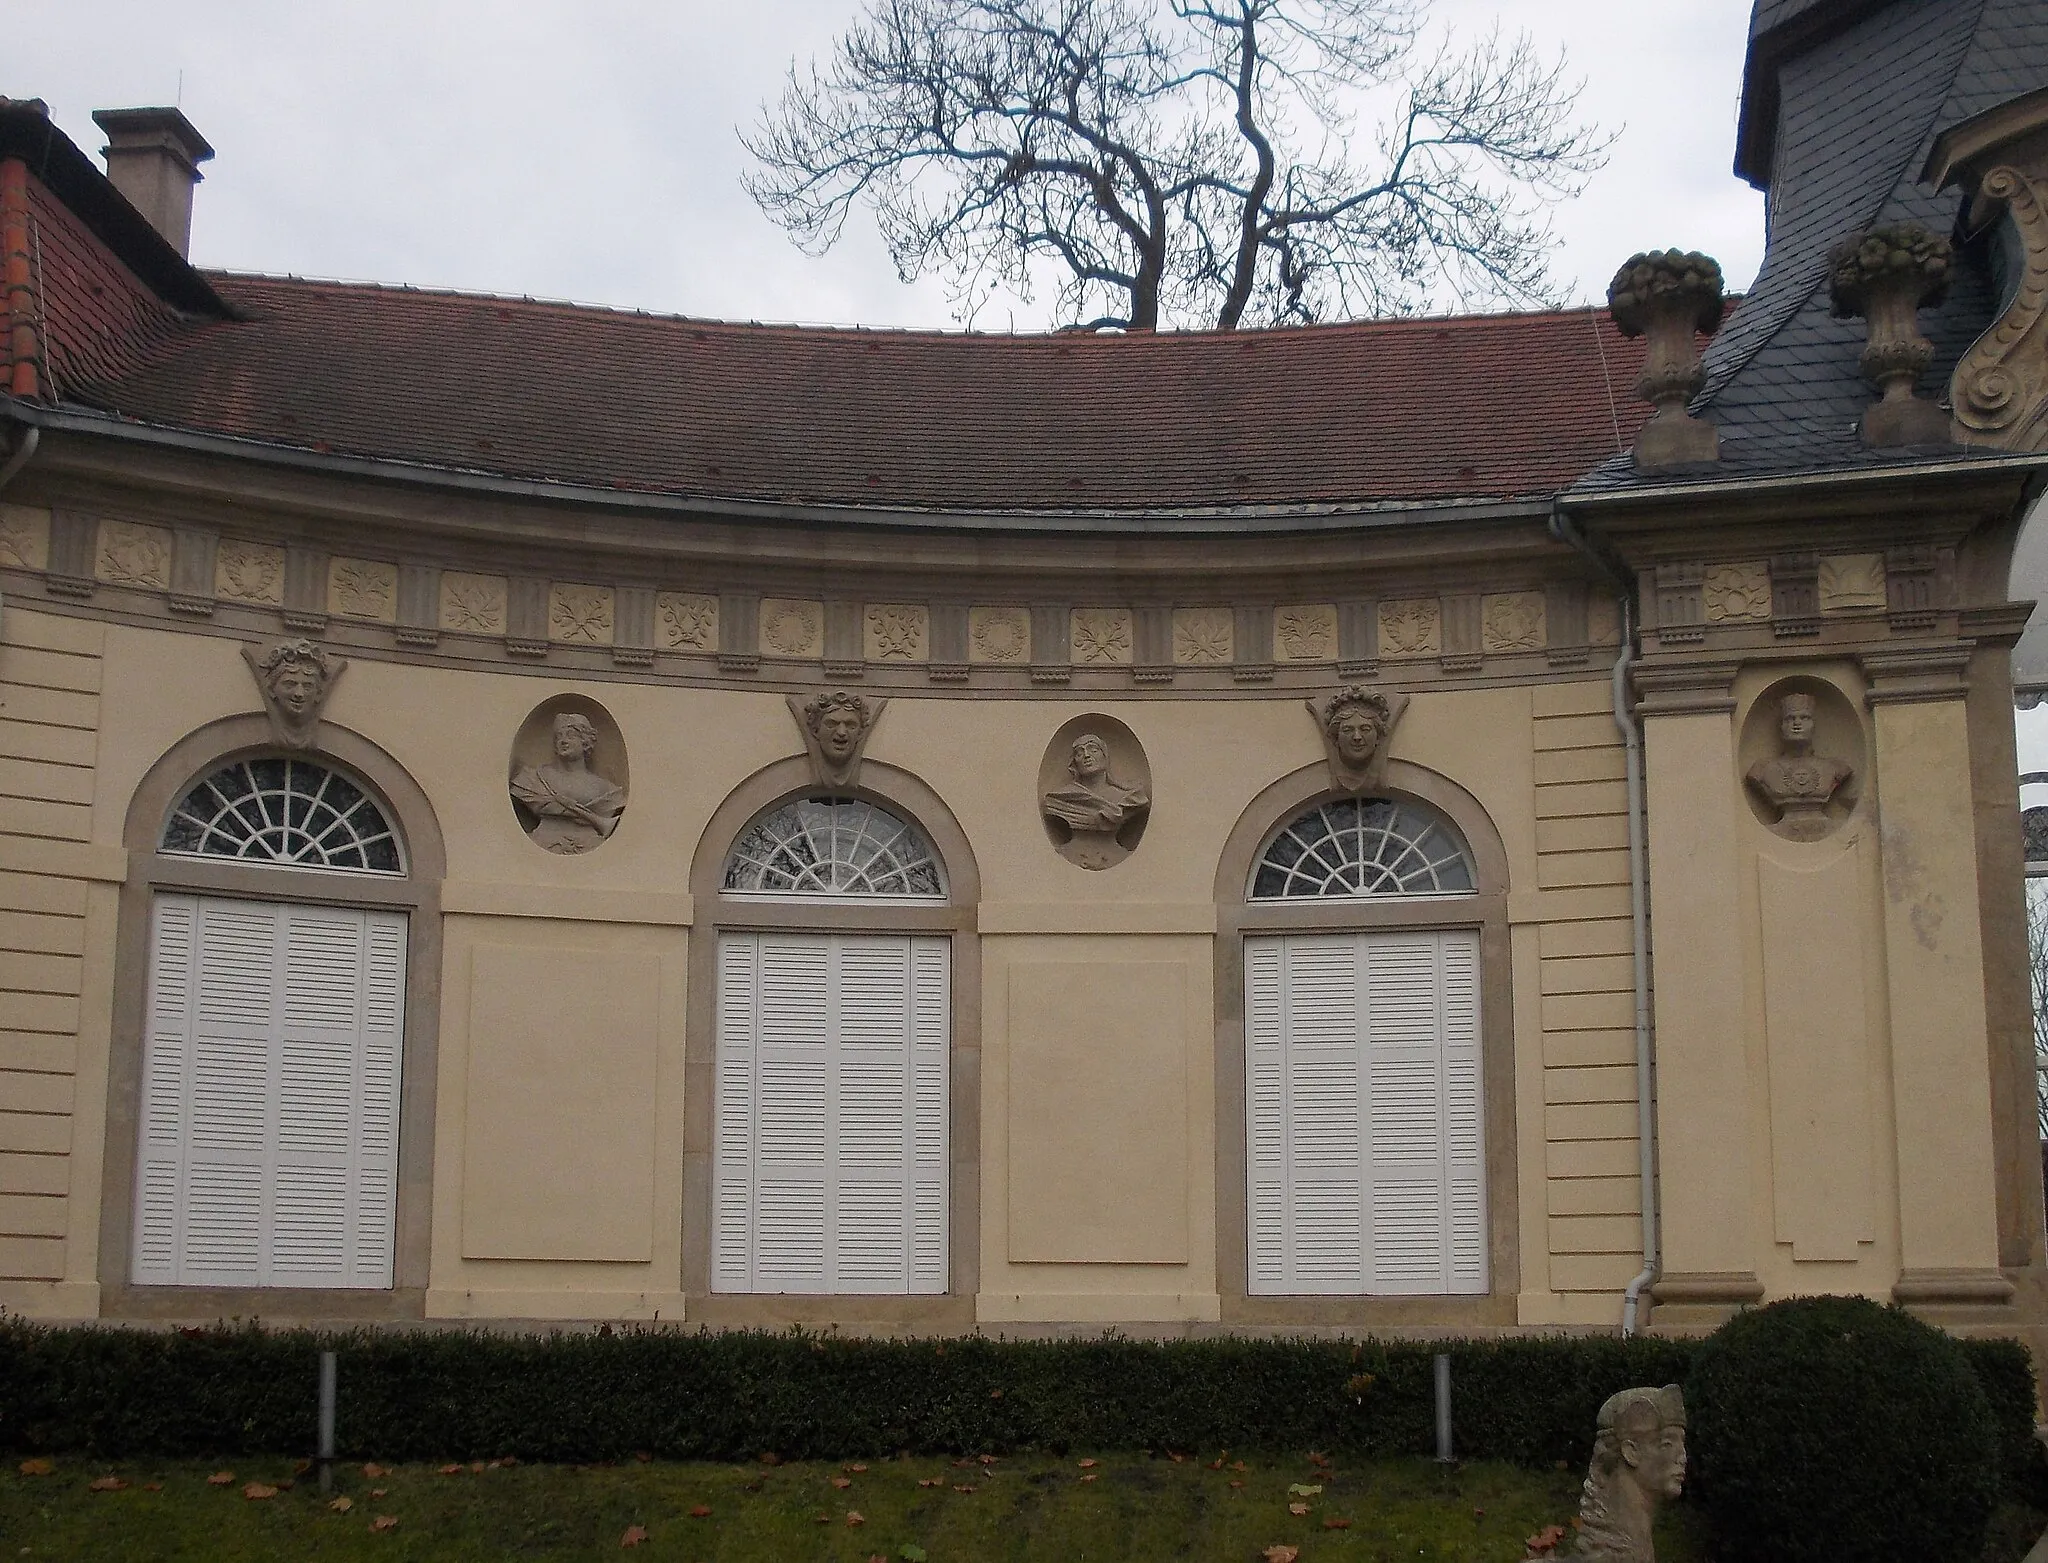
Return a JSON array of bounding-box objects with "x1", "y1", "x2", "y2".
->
[{"x1": 1548, "y1": 501, "x2": 1658, "y2": 1336}]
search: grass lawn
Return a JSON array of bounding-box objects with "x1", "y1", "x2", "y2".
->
[{"x1": 3, "y1": 1450, "x2": 1712, "y2": 1562}]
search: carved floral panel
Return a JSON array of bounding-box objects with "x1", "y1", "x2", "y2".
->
[
  {"x1": 96, "y1": 520, "x2": 173, "y2": 590},
  {"x1": 656, "y1": 591, "x2": 718, "y2": 651},
  {"x1": 549, "y1": 582, "x2": 616, "y2": 645},
  {"x1": 328, "y1": 557, "x2": 398, "y2": 622},
  {"x1": 440, "y1": 571, "x2": 509, "y2": 634},
  {"x1": 1070, "y1": 607, "x2": 1134, "y2": 665},
  {"x1": 1701, "y1": 562, "x2": 1771, "y2": 622},
  {"x1": 1587, "y1": 595, "x2": 1620, "y2": 646},
  {"x1": 0, "y1": 504, "x2": 50, "y2": 571},
  {"x1": 1378, "y1": 597, "x2": 1442, "y2": 659},
  {"x1": 760, "y1": 597, "x2": 824, "y2": 658},
  {"x1": 1817, "y1": 553, "x2": 1886, "y2": 612},
  {"x1": 1171, "y1": 606, "x2": 1233, "y2": 665},
  {"x1": 1479, "y1": 591, "x2": 1546, "y2": 653},
  {"x1": 863, "y1": 603, "x2": 928, "y2": 661},
  {"x1": 214, "y1": 539, "x2": 286, "y2": 605},
  {"x1": 969, "y1": 605, "x2": 1030, "y2": 664},
  {"x1": 1273, "y1": 603, "x2": 1337, "y2": 662}
]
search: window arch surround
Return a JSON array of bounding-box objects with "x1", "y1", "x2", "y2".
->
[
  {"x1": 683, "y1": 756, "x2": 981, "y2": 1328},
  {"x1": 101, "y1": 714, "x2": 447, "y2": 1321},
  {"x1": 1211, "y1": 758, "x2": 1518, "y2": 1326}
]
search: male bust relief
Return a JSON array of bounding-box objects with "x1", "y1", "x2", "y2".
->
[{"x1": 1745, "y1": 691, "x2": 1852, "y2": 841}]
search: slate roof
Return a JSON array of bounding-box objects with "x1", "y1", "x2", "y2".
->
[
  {"x1": 1578, "y1": 0, "x2": 2048, "y2": 495},
  {"x1": 41, "y1": 271, "x2": 1656, "y2": 516}
]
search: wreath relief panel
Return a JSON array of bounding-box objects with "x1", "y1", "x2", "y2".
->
[{"x1": 1038, "y1": 715, "x2": 1151, "y2": 871}]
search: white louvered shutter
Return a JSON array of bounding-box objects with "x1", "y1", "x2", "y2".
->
[
  {"x1": 714, "y1": 932, "x2": 948, "y2": 1294},
  {"x1": 134, "y1": 894, "x2": 406, "y2": 1289},
  {"x1": 1244, "y1": 927, "x2": 1484, "y2": 1296}
]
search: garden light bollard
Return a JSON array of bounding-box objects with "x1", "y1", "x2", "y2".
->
[
  {"x1": 317, "y1": 1350, "x2": 337, "y2": 1494},
  {"x1": 1433, "y1": 1353, "x2": 1453, "y2": 1463}
]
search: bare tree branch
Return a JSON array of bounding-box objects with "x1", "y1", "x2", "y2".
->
[{"x1": 741, "y1": 0, "x2": 1609, "y2": 330}]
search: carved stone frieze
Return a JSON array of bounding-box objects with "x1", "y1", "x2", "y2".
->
[
  {"x1": 549, "y1": 582, "x2": 615, "y2": 645},
  {"x1": 760, "y1": 597, "x2": 823, "y2": 658},
  {"x1": 242, "y1": 637, "x2": 345, "y2": 750},
  {"x1": 96, "y1": 519, "x2": 172, "y2": 590},
  {"x1": 1567, "y1": 1385, "x2": 1687, "y2": 1562},
  {"x1": 1700, "y1": 562, "x2": 1770, "y2": 623},
  {"x1": 1172, "y1": 606, "x2": 1233, "y2": 665},
  {"x1": 1378, "y1": 597, "x2": 1441, "y2": 659},
  {"x1": 328, "y1": 557, "x2": 398, "y2": 622},
  {"x1": 1817, "y1": 553, "x2": 1886, "y2": 612},
  {"x1": 789, "y1": 689, "x2": 887, "y2": 787},
  {"x1": 1745, "y1": 691, "x2": 1854, "y2": 841},
  {"x1": 0, "y1": 504, "x2": 49, "y2": 571},
  {"x1": 214, "y1": 539, "x2": 285, "y2": 605},
  {"x1": 1587, "y1": 596, "x2": 1621, "y2": 647},
  {"x1": 1273, "y1": 603, "x2": 1337, "y2": 662},
  {"x1": 441, "y1": 571, "x2": 509, "y2": 634},
  {"x1": 656, "y1": 591, "x2": 717, "y2": 651},
  {"x1": 508, "y1": 701, "x2": 627, "y2": 854},
  {"x1": 1307, "y1": 685, "x2": 1410, "y2": 794},
  {"x1": 969, "y1": 605, "x2": 1030, "y2": 664},
  {"x1": 1479, "y1": 592, "x2": 1546, "y2": 653},
  {"x1": 1070, "y1": 607, "x2": 1134, "y2": 666},
  {"x1": 1039, "y1": 718, "x2": 1150, "y2": 871},
  {"x1": 864, "y1": 603, "x2": 927, "y2": 661}
]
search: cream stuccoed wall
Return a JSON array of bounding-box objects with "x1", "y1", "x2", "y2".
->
[{"x1": 1, "y1": 607, "x2": 1662, "y2": 1327}]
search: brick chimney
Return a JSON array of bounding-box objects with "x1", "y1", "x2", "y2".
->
[{"x1": 91, "y1": 107, "x2": 213, "y2": 257}]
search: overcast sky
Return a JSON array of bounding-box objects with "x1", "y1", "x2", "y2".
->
[{"x1": 17, "y1": 0, "x2": 1766, "y2": 331}]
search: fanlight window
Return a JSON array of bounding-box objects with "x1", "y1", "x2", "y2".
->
[
  {"x1": 1252, "y1": 797, "x2": 1474, "y2": 900},
  {"x1": 161, "y1": 757, "x2": 404, "y2": 875},
  {"x1": 724, "y1": 796, "x2": 945, "y2": 898}
]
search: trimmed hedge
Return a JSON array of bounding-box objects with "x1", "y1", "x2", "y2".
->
[{"x1": 0, "y1": 1320, "x2": 2035, "y2": 1495}]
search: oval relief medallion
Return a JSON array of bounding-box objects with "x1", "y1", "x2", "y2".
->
[
  {"x1": 1038, "y1": 715, "x2": 1151, "y2": 871},
  {"x1": 508, "y1": 694, "x2": 630, "y2": 854}
]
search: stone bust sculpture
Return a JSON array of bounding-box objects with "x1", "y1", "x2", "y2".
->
[
  {"x1": 509, "y1": 712, "x2": 626, "y2": 854},
  {"x1": 1745, "y1": 692, "x2": 1853, "y2": 841},
  {"x1": 1568, "y1": 1384, "x2": 1688, "y2": 1562},
  {"x1": 1042, "y1": 732, "x2": 1150, "y2": 869},
  {"x1": 789, "y1": 690, "x2": 887, "y2": 788},
  {"x1": 1307, "y1": 685, "x2": 1410, "y2": 793},
  {"x1": 242, "y1": 638, "x2": 345, "y2": 749}
]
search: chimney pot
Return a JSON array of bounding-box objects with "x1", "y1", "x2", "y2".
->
[{"x1": 91, "y1": 107, "x2": 214, "y2": 258}]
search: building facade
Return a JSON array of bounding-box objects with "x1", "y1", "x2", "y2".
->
[{"x1": 3, "y1": 0, "x2": 2047, "y2": 1348}]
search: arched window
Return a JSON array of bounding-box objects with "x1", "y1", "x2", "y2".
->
[
  {"x1": 161, "y1": 756, "x2": 404, "y2": 875},
  {"x1": 723, "y1": 796, "x2": 944, "y2": 898},
  {"x1": 1251, "y1": 797, "x2": 1473, "y2": 900}
]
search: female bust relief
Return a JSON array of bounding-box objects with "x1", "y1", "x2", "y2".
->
[{"x1": 510, "y1": 712, "x2": 626, "y2": 854}]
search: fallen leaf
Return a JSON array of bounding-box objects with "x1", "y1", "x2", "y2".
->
[
  {"x1": 370, "y1": 1488, "x2": 387, "y2": 1498},
  {"x1": 362, "y1": 1463, "x2": 387, "y2": 1478},
  {"x1": 1289, "y1": 1502, "x2": 1310, "y2": 1516},
  {"x1": 1079, "y1": 1473, "x2": 1098, "y2": 1484},
  {"x1": 18, "y1": 1459, "x2": 53, "y2": 1477},
  {"x1": 243, "y1": 1483, "x2": 277, "y2": 1500},
  {"x1": 1287, "y1": 1483, "x2": 1324, "y2": 1496},
  {"x1": 846, "y1": 1511, "x2": 866, "y2": 1526},
  {"x1": 277, "y1": 1479, "x2": 295, "y2": 1491},
  {"x1": 831, "y1": 1476, "x2": 853, "y2": 1489},
  {"x1": 1230, "y1": 1479, "x2": 1245, "y2": 1489},
  {"x1": 916, "y1": 1477, "x2": 942, "y2": 1488},
  {"x1": 989, "y1": 1387, "x2": 1003, "y2": 1399},
  {"x1": 1168, "y1": 1451, "x2": 1185, "y2": 1463},
  {"x1": 471, "y1": 1460, "x2": 487, "y2": 1473},
  {"x1": 1262, "y1": 1547, "x2": 1300, "y2": 1563},
  {"x1": 294, "y1": 1459, "x2": 313, "y2": 1475},
  {"x1": 813, "y1": 1513, "x2": 833, "y2": 1525},
  {"x1": 143, "y1": 1482, "x2": 163, "y2": 1492},
  {"x1": 952, "y1": 1483, "x2": 976, "y2": 1494},
  {"x1": 1525, "y1": 1523, "x2": 1568, "y2": 1555},
  {"x1": 1232, "y1": 1460, "x2": 1248, "y2": 1471},
  {"x1": 499, "y1": 1456, "x2": 520, "y2": 1467},
  {"x1": 1077, "y1": 1458, "x2": 1097, "y2": 1468},
  {"x1": 978, "y1": 1453, "x2": 996, "y2": 1465},
  {"x1": 759, "y1": 1452, "x2": 781, "y2": 1466},
  {"x1": 620, "y1": 1524, "x2": 650, "y2": 1547},
  {"x1": 845, "y1": 1463, "x2": 869, "y2": 1473},
  {"x1": 90, "y1": 1476, "x2": 129, "y2": 1492},
  {"x1": 634, "y1": 1451, "x2": 652, "y2": 1464},
  {"x1": 1323, "y1": 1518, "x2": 1352, "y2": 1530},
  {"x1": 1209, "y1": 1458, "x2": 1223, "y2": 1469},
  {"x1": 330, "y1": 1496, "x2": 354, "y2": 1513},
  {"x1": 206, "y1": 1471, "x2": 234, "y2": 1486},
  {"x1": 370, "y1": 1514, "x2": 398, "y2": 1532},
  {"x1": 688, "y1": 1505, "x2": 711, "y2": 1518},
  {"x1": 901, "y1": 1548, "x2": 930, "y2": 1563}
]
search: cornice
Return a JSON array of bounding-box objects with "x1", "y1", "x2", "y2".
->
[
  {"x1": 1630, "y1": 658, "x2": 1743, "y2": 716},
  {"x1": 1861, "y1": 644, "x2": 1975, "y2": 705}
]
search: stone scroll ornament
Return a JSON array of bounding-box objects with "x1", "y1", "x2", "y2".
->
[
  {"x1": 1828, "y1": 221, "x2": 1953, "y2": 448},
  {"x1": 1307, "y1": 685, "x2": 1410, "y2": 794},
  {"x1": 1745, "y1": 692, "x2": 1853, "y2": 842},
  {"x1": 789, "y1": 690, "x2": 887, "y2": 789},
  {"x1": 242, "y1": 638, "x2": 345, "y2": 750},
  {"x1": 1607, "y1": 250, "x2": 1725, "y2": 471},
  {"x1": 1543, "y1": 1385, "x2": 1687, "y2": 1563},
  {"x1": 509, "y1": 712, "x2": 625, "y2": 854},
  {"x1": 1041, "y1": 731, "x2": 1149, "y2": 871}
]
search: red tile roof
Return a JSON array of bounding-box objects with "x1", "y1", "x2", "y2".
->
[{"x1": 55, "y1": 274, "x2": 1659, "y2": 515}]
